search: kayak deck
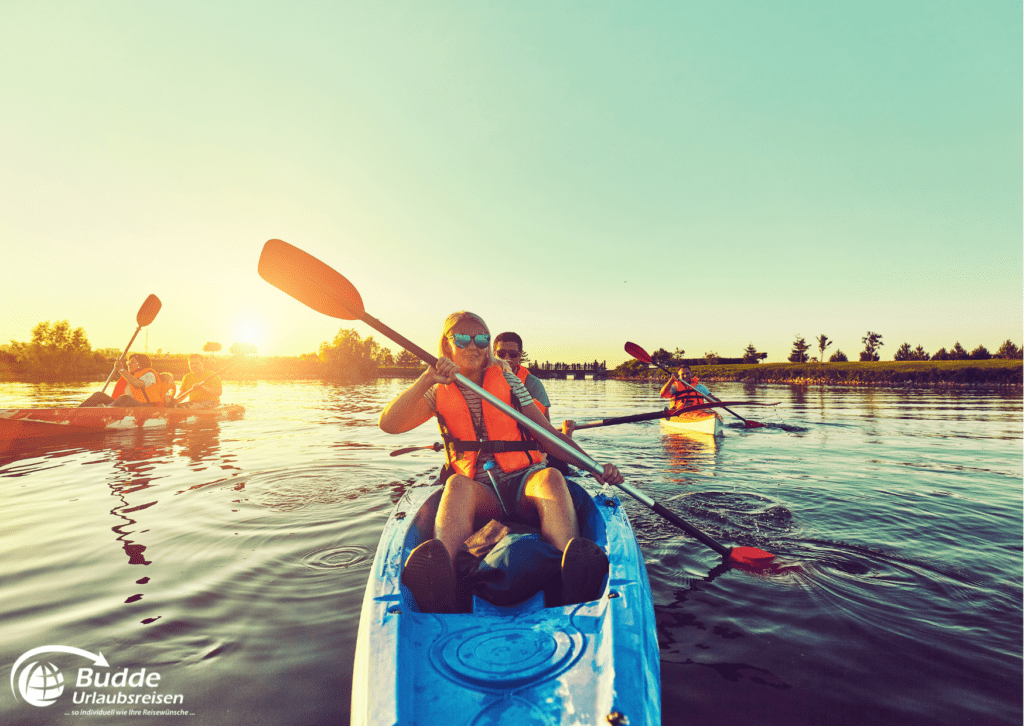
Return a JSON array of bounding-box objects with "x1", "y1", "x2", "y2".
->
[
  {"x1": 661, "y1": 408, "x2": 722, "y2": 436},
  {"x1": 351, "y1": 479, "x2": 661, "y2": 726},
  {"x1": 0, "y1": 405, "x2": 245, "y2": 441}
]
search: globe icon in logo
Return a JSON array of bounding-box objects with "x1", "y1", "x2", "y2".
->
[{"x1": 18, "y1": 661, "x2": 64, "y2": 707}]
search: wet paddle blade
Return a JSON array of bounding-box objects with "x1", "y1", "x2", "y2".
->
[
  {"x1": 744, "y1": 420, "x2": 767, "y2": 429},
  {"x1": 729, "y1": 546, "x2": 776, "y2": 568},
  {"x1": 137, "y1": 295, "x2": 162, "y2": 327},
  {"x1": 624, "y1": 341, "x2": 652, "y2": 363},
  {"x1": 258, "y1": 239, "x2": 365, "y2": 320}
]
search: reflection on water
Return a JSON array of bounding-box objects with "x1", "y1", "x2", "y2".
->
[{"x1": 0, "y1": 379, "x2": 1021, "y2": 726}]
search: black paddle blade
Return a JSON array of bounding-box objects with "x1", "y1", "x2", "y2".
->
[
  {"x1": 137, "y1": 295, "x2": 162, "y2": 327},
  {"x1": 258, "y1": 239, "x2": 365, "y2": 320},
  {"x1": 624, "y1": 341, "x2": 652, "y2": 363}
]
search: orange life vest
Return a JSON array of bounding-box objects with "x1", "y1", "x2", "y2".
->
[
  {"x1": 513, "y1": 366, "x2": 548, "y2": 416},
  {"x1": 128, "y1": 367, "x2": 168, "y2": 406},
  {"x1": 112, "y1": 377, "x2": 128, "y2": 398},
  {"x1": 435, "y1": 365, "x2": 544, "y2": 479},
  {"x1": 669, "y1": 377, "x2": 706, "y2": 409}
]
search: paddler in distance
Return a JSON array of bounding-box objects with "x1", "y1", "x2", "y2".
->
[
  {"x1": 178, "y1": 353, "x2": 223, "y2": 409},
  {"x1": 379, "y1": 311, "x2": 622, "y2": 613},
  {"x1": 661, "y1": 364, "x2": 712, "y2": 410}
]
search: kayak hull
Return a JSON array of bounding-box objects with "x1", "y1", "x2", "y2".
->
[
  {"x1": 661, "y1": 408, "x2": 722, "y2": 436},
  {"x1": 0, "y1": 405, "x2": 245, "y2": 442},
  {"x1": 351, "y1": 479, "x2": 661, "y2": 726}
]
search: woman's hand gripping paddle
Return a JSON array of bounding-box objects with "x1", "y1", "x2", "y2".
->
[
  {"x1": 625, "y1": 342, "x2": 768, "y2": 429},
  {"x1": 257, "y1": 239, "x2": 775, "y2": 569},
  {"x1": 100, "y1": 295, "x2": 162, "y2": 394}
]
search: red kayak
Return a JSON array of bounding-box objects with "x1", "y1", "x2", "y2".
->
[{"x1": 0, "y1": 405, "x2": 245, "y2": 443}]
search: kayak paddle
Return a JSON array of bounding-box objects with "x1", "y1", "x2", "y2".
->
[
  {"x1": 100, "y1": 295, "x2": 162, "y2": 394},
  {"x1": 390, "y1": 442, "x2": 444, "y2": 457},
  {"x1": 574, "y1": 400, "x2": 775, "y2": 430},
  {"x1": 258, "y1": 239, "x2": 775, "y2": 569},
  {"x1": 625, "y1": 342, "x2": 767, "y2": 428}
]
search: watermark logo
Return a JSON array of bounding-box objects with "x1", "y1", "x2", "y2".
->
[{"x1": 11, "y1": 646, "x2": 109, "y2": 707}]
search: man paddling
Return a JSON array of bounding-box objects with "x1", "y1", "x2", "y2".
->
[
  {"x1": 661, "y1": 364, "x2": 712, "y2": 410},
  {"x1": 178, "y1": 354, "x2": 223, "y2": 409},
  {"x1": 495, "y1": 331, "x2": 578, "y2": 470},
  {"x1": 494, "y1": 332, "x2": 551, "y2": 419}
]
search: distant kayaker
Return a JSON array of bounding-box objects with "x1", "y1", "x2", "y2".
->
[
  {"x1": 661, "y1": 364, "x2": 712, "y2": 410},
  {"x1": 379, "y1": 311, "x2": 623, "y2": 613},
  {"x1": 79, "y1": 353, "x2": 168, "y2": 407},
  {"x1": 178, "y1": 354, "x2": 222, "y2": 409}
]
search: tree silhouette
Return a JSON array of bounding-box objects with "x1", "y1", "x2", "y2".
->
[
  {"x1": 789, "y1": 335, "x2": 810, "y2": 363},
  {"x1": 742, "y1": 343, "x2": 764, "y2": 364},
  {"x1": 860, "y1": 331, "x2": 883, "y2": 362},
  {"x1": 816, "y1": 334, "x2": 831, "y2": 363}
]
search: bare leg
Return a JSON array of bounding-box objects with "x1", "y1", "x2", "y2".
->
[
  {"x1": 519, "y1": 467, "x2": 579, "y2": 552},
  {"x1": 434, "y1": 474, "x2": 504, "y2": 562}
]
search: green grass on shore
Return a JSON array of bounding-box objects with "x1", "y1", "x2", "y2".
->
[{"x1": 613, "y1": 359, "x2": 1023, "y2": 386}]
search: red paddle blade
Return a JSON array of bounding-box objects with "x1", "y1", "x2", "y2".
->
[
  {"x1": 258, "y1": 239, "x2": 365, "y2": 320},
  {"x1": 729, "y1": 546, "x2": 776, "y2": 569},
  {"x1": 137, "y1": 294, "x2": 162, "y2": 327},
  {"x1": 744, "y1": 420, "x2": 767, "y2": 429},
  {"x1": 624, "y1": 341, "x2": 652, "y2": 363}
]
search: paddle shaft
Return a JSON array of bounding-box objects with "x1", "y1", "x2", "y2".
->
[
  {"x1": 574, "y1": 401, "x2": 760, "y2": 430},
  {"x1": 101, "y1": 326, "x2": 144, "y2": 393},
  {"x1": 359, "y1": 311, "x2": 733, "y2": 558}
]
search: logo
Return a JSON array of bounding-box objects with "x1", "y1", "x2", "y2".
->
[
  {"x1": 10, "y1": 644, "x2": 188, "y2": 714},
  {"x1": 11, "y1": 646, "x2": 108, "y2": 708}
]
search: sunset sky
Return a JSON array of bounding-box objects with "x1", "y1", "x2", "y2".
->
[{"x1": 2, "y1": 3, "x2": 1020, "y2": 366}]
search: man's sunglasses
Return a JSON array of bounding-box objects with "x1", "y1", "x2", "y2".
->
[
  {"x1": 449, "y1": 333, "x2": 491, "y2": 349},
  {"x1": 496, "y1": 349, "x2": 521, "y2": 359}
]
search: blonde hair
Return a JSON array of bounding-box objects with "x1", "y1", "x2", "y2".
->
[{"x1": 438, "y1": 311, "x2": 505, "y2": 370}]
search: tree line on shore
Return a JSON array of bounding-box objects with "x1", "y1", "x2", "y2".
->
[
  {"x1": 2, "y1": 320, "x2": 1021, "y2": 383},
  {"x1": 784, "y1": 332, "x2": 1022, "y2": 363}
]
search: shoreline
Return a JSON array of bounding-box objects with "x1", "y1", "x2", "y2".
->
[{"x1": 1, "y1": 360, "x2": 1020, "y2": 389}]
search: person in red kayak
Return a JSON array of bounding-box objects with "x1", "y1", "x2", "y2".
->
[
  {"x1": 379, "y1": 311, "x2": 621, "y2": 613},
  {"x1": 660, "y1": 364, "x2": 712, "y2": 410},
  {"x1": 80, "y1": 353, "x2": 169, "y2": 407}
]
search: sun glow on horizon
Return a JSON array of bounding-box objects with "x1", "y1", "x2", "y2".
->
[{"x1": 233, "y1": 319, "x2": 266, "y2": 353}]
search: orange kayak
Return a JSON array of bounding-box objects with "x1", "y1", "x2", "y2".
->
[{"x1": 0, "y1": 405, "x2": 245, "y2": 442}]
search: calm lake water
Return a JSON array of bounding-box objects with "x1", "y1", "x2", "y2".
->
[{"x1": 1, "y1": 379, "x2": 1021, "y2": 726}]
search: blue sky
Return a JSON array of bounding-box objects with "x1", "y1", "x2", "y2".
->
[{"x1": 2, "y1": 2, "x2": 1020, "y2": 365}]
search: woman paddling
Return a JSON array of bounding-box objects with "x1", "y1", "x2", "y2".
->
[{"x1": 379, "y1": 311, "x2": 623, "y2": 613}]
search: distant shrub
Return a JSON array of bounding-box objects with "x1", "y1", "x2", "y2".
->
[
  {"x1": 995, "y1": 340, "x2": 1022, "y2": 359},
  {"x1": 830, "y1": 350, "x2": 848, "y2": 362},
  {"x1": 970, "y1": 345, "x2": 991, "y2": 360}
]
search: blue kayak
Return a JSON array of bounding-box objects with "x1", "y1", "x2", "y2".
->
[{"x1": 351, "y1": 478, "x2": 661, "y2": 725}]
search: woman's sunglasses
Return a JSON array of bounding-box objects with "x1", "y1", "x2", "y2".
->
[
  {"x1": 449, "y1": 333, "x2": 491, "y2": 349},
  {"x1": 496, "y1": 349, "x2": 521, "y2": 359}
]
